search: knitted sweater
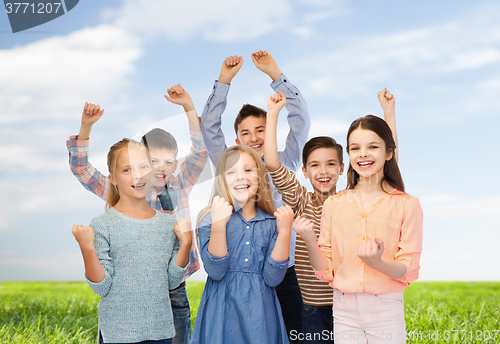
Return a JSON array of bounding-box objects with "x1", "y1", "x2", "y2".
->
[{"x1": 86, "y1": 207, "x2": 188, "y2": 343}]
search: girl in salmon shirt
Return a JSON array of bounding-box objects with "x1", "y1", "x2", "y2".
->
[{"x1": 294, "y1": 114, "x2": 423, "y2": 344}]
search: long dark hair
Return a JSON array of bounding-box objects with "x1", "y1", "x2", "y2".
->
[{"x1": 346, "y1": 115, "x2": 405, "y2": 192}]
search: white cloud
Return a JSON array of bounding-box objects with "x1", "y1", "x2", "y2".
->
[
  {"x1": 0, "y1": 25, "x2": 143, "y2": 124},
  {"x1": 110, "y1": 0, "x2": 348, "y2": 42},
  {"x1": 112, "y1": 0, "x2": 291, "y2": 42}
]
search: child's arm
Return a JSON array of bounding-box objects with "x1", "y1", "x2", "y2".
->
[
  {"x1": 293, "y1": 215, "x2": 329, "y2": 273},
  {"x1": 72, "y1": 221, "x2": 114, "y2": 296},
  {"x1": 270, "y1": 205, "x2": 293, "y2": 262},
  {"x1": 262, "y1": 206, "x2": 293, "y2": 287},
  {"x1": 265, "y1": 92, "x2": 310, "y2": 215},
  {"x1": 200, "y1": 55, "x2": 243, "y2": 166},
  {"x1": 172, "y1": 219, "x2": 193, "y2": 269},
  {"x1": 264, "y1": 91, "x2": 287, "y2": 172},
  {"x1": 252, "y1": 50, "x2": 311, "y2": 172},
  {"x1": 378, "y1": 88, "x2": 398, "y2": 163},
  {"x1": 197, "y1": 197, "x2": 233, "y2": 281},
  {"x1": 164, "y1": 84, "x2": 208, "y2": 201},
  {"x1": 167, "y1": 219, "x2": 191, "y2": 290},
  {"x1": 207, "y1": 196, "x2": 232, "y2": 258},
  {"x1": 164, "y1": 83, "x2": 199, "y2": 125},
  {"x1": 67, "y1": 102, "x2": 109, "y2": 200},
  {"x1": 394, "y1": 197, "x2": 423, "y2": 283},
  {"x1": 72, "y1": 224, "x2": 104, "y2": 282}
]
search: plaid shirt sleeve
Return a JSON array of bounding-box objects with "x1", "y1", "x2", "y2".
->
[
  {"x1": 66, "y1": 135, "x2": 109, "y2": 201},
  {"x1": 170, "y1": 123, "x2": 207, "y2": 279},
  {"x1": 175, "y1": 123, "x2": 208, "y2": 193}
]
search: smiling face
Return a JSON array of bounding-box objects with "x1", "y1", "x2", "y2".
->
[
  {"x1": 302, "y1": 147, "x2": 344, "y2": 197},
  {"x1": 235, "y1": 116, "x2": 267, "y2": 157},
  {"x1": 348, "y1": 128, "x2": 393, "y2": 182},
  {"x1": 110, "y1": 148, "x2": 152, "y2": 201},
  {"x1": 149, "y1": 148, "x2": 178, "y2": 188},
  {"x1": 224, "y1": 152, "x2": 259, "y2": 207}
]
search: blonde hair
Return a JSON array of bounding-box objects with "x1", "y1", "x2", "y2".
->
[
  {"x1": 197, "y1": 145, "x2": 275, "y2": 230},
  {"x1": 105, "y1": 138, "x2": 151, "y2": 210}
]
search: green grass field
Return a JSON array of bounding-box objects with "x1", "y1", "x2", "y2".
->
[{"x1": 1, "y1": 281, "x2": 499, "y2": 343}]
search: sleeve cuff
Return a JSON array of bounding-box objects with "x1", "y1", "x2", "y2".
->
[
  {"x1": 85, "y1": 271, "x2": 112, "y2": 296},
  {"x1": 270, "y1": 73, "x2": 287, "y2": 89},
  {"x1": 313, "y1": 266, "x2": 334, "y2": 283},
  {"x1": 67, "y1": 135, "x2": 89, "y2": 152},
  {"x1": 267, "y1": 255, "x2": 289, "y2": 269},
  {"x1": 213, "y1": 80, "x2": 230, "y2": 97},
  {"x1": 268, "y1": 163, "x2": 286, "y2": 179},
  {"x1": 206, "y1": 250, "x2": 230, "y2": 263}
]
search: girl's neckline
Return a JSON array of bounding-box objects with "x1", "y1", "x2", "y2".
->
[
  {"x1": 110, "y1": 207, "x2": 159, "y2": 221},
  {"x1": 348, "y1": 188, "x2": 396, "y2": 213}
]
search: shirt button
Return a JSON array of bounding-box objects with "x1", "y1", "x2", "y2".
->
[
  {"x1": 245, "y1": 258, "x2": 248, "y2": 262},
  {"x1": 359, "y1": 282, "x2": 363, "y2": 286},
  {"x1": 246, "y1": 242, "x2": 249, "y2": 245},
  {"x1": 362, "y1": 236, "x2": 366, "y2": 240},
  {"x1": 362, "y1": 214, "x2": 365, "y2": 218},
  {"x1": 246, "y1": 226, "x2": 250, "y2": 229}
]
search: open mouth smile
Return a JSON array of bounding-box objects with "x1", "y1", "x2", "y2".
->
[
  {"x1": 234, "y1": 184, "x2": 250, "y2": 192},
  {"x1": 132, "y1": 182, "x2": 147, "y2": 191},
  {"x1": 317, "y1": 177, "x2": 331, "y2": 185},
  {"x1": 358, "y1": 161, "x2": 374, "y2": 168}
]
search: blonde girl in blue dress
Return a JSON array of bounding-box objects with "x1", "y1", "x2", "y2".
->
[{"x1": 191, "y1": 145, "x2": 293, "y2": 344}]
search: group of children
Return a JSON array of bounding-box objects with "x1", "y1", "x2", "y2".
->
[{"x1": 68, "y1": 50, "x2": 423, "y2": 344}]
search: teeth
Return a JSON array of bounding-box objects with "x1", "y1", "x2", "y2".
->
[
  {"x1": 251, "y1": 144, "x2": 261, "y2": 148},
  {"x1": 155, "y1": 174, "x2": 165, "y2": 178},
  {"x1": 234, "y1": 185, "x2": 248, "y2": 190},
  {"x1": 359, "y1": 162, "x2": 373, "y2": 166},
  {"x1": 318, "y1": 178, "x2": 330, "y2": 182}
]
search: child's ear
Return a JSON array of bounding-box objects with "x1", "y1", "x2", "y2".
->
[
  {"x1": 386, "y1": 148, "x2": 394, "y2": 161},
  {"x1": 235, "y1": 138, "x2": 241, "y2": 145},
  {"x1": 174, "y1": 160, "x2": 178, "y2": 171},
  {"x1": 109, "y1": 174, "x2": 117, "y2": 186},
  {"x1": 339, "y1": 163, "x2": 345, "y2": 175},
  {"x1": 302, "y1": 166, "x2": 309, "y2": 179}
]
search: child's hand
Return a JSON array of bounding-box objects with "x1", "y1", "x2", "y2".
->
[
  {"x1": 274, "y1": 205, "x2": 294, "y2": 235},
  {"x1": 82, "y1": 102, "x2": 104, "y2": 127},
  {"x1": 164, "y1": 84, "x2": 194, "y2": 109},
  {"x1": 292, "y1": 214, "x2": 316, "y2": 245},
  {"x1": 357, "y1": 238, "x2": 384, "y2": 268},
  {"x1": 173, "y1": 219, "x2": 193, "y2": 246},
  {"x1": 218, "y1": 55, "x2": 243, "y2": 85},
  {"x1": 378, "y1": 88, "x2": 395, "y2": 113},
  {"x1": 211, "y1": 195, "x2": 233, "y2": 227},
  {"x1": 267, "y1": 91, "x2": 287, "y2": 114},
  {"x1": 72, "y1": 224, "x2": 95, "y2": 251},
  {"x1": 251, "y1": 50, "x2": 282, "y2": 82}
]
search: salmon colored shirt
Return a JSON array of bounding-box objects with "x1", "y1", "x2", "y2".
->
[{"x1": 315, "y1": 189, "x2": 423, "y2": 295}]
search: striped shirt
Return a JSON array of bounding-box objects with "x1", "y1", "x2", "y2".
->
[
  {"x1": 66, "y1": 123, "x2": 207, "y2": 279},
  {"x1": 269, "y1": 164, "x2": 333, "y2": 306}
]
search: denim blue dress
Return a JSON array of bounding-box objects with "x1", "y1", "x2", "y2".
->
[{"x1": 190, "y1": 207, "x2": 290, "y2": 344}]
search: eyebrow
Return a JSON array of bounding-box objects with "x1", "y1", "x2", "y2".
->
[
  {"x1": 240, "y1": 126, "x2": 265, "y2": 132},
  {"x1": 308, "y1": 159, "x2": 338, "y2": 164}
]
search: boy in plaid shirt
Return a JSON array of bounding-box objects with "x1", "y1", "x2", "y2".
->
[{"x1": 66, "y1": 84, "x2": 207, "y2": 344}]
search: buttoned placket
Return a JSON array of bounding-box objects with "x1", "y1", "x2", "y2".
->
[{"x1": 243, "y1": 222, "x2": 251, "y2": 264}]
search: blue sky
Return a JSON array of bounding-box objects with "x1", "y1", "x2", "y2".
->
[{"x1": 1, "y1": 0, "x2": 499, "y2": 281}]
